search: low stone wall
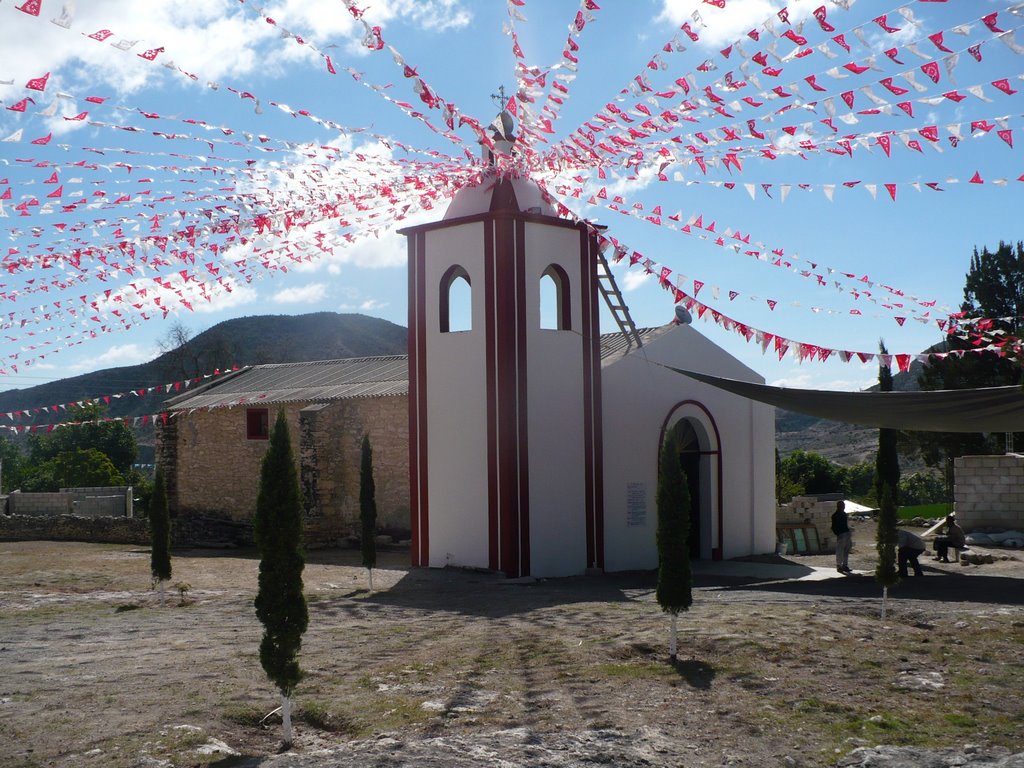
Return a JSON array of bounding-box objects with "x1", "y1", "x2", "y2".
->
[
  {"x1": 0, "y1": 513, "x2": 149, "y2": 544},
  {"x1": 955, "y1": 454, "x2": 1024, "y2": 529}
]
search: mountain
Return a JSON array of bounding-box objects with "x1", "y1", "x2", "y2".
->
[
  {"x1": 2, "y1": 310, "x2": 936, "y2": 469},
  {"x1": 0, "y1": 313, "x2": 408, "y2": 458},
  {"x1": 775, "y1": 356, "x2": 928, "y2": 466}
]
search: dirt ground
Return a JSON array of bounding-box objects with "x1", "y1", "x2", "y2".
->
[{"x1": 1, "y1": 522, "x2": 1023, "y2": 768}]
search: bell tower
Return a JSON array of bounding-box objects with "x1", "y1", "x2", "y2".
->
[{"x1": 401, "y1": 114, "x2": 604, "y2": 577}]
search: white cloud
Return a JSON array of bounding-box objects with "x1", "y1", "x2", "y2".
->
[
  {"x1": 622, "y1": 270, "x2": 652, "y2": 291},
  {"x1": 657, "y1": 0, "x2": 813, "y2": 50},
  {"x1": 68, "y1": 342, "x2": 154, "y2": 373},
  {"x1": 273, "y1": 283, "x2": 327, "y2": 304},
  {"x1": 359, "y1": 298, "x2": 388, "y2": 311}
]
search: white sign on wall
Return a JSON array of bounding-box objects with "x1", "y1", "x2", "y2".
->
[{"x1": 626, "y1": 482, "x2": 647, "y2": 527}]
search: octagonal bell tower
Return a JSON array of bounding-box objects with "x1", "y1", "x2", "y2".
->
[{"x1": 400, "y1": 116, "x2": 605, "y2": 578}]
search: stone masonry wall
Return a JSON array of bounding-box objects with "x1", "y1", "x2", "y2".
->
[
  {"x1": 954, "y1": 453, "x2": 1024, "y2": 530},
  {"x1": 161, "y1": 397, "x2": 409, "y2": 547},
  {"x1": 300, "y1": 396, "x2": 409, "y2": 543},
  {"x1": 0, "y1": 513, "x2": 149, "y2": 544}
]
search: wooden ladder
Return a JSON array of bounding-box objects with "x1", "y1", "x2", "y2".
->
[{"x1": 595, "y1": 248, "x2": 643, "y2": 350}]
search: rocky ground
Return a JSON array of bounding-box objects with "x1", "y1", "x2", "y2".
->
[{"x1": 1, "y1": 524, "x2": 1023, "y2": 768}]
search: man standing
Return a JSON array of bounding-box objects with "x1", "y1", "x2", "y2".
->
[
  {"x1": 832, "y1": 500, "x2": 852, "y2": 573},
  {"x1": 897, "y1": 528, "x2": 927, "y2": 577}
]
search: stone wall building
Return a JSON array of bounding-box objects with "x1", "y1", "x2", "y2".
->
[{"x1": 156, "y1": 356, "x2": 409, "y2": 547}]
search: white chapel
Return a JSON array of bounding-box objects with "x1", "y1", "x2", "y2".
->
[{"x1": 398, "y1": 122, "x2": 776, "y2": 578}]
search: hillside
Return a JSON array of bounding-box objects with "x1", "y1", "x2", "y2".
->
[
  {"x1": 1, "y1": 313, "x2": 938, "y2": 469},
  {"x1": 0, "y1": 313, "x2": 408, "y2": 457},
  {"x1": 775, "y1": 357, "x2": 928, "y2": 466}
]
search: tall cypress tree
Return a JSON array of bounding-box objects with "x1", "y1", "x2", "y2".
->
[
  {"x1": 150, "y1": 465, "x2": 171, "y2": 605},
  {"x1": 875, "y1": 483, "x2": 900, "y2": 619},
  {"x1": 875, "y1": 342, "x2": 900, "y2": 505},
  {"x1": 360, "y1": 433, "x2": 377, "y2": 592},
  {"x1": 656, "y1": 432, "x2": 692, "y2": 660},
  {"x1": 254, "y1": 410, "x2": 308, "y2": 747}
]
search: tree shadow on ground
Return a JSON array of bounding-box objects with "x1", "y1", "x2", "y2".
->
[
  {"x1": 670, "y1": 657, "x2": 715, "y2": 689},
  {"x1": 718, "y1": 570, "x2": 1024, "y2": 606}
]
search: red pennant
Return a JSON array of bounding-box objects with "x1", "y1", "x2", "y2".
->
[
  {"x1": 969, "y1": 171, "x2": 983, "y2": 184},
  {"x1": 981, "y1": 12, "x2": 1003, "y2": 33},
  {"x1": 6, "y1": 97, "x2": 34, "y2": 112},
  {"x1": 884, "y1": 183, "x2": 897, "y2": 201},
  {"x1": 25, "y1": 72, "x2": 50, "y2": 91},
  {"x1": 928, "y1": 32, "x2": 952, "y2": 52},
  {"x1": 920, "y1": 61, "x2": 940, "y2": 83},
  {"x1": 813, "y1": 6, "x2": 835, "y2": 32},
  {"x1": 16, "y1": 0, "x2": 42, "y2": 16},
  {"x1": 992, "y1": 79, "x2": 1017, "y2": 96}
]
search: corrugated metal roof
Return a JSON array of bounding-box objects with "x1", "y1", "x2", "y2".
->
[
  {"x1": 598, "y1": 326, "x2": 663, "y2": 360},
  {"x1": 168, "y1": 328, "x2": 667, "y2": 411},
  {"x1": 167, "y1": 355, "x2": 409, "y2": 411}
]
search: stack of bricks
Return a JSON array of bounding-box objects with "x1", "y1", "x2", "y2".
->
[
  {"x1": 776, "y1": 496, "x2": 838, "y2": 552},
  {"x1": 955, "y1": 454, "x2": 1024, "y2": 530}
]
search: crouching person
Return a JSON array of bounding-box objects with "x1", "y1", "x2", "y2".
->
[{"x1": 897, "y1": 528, "x2": 927, "y2": 577}]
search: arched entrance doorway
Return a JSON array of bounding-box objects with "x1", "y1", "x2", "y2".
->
[{"x1": 659, "y1": 402, "x2": 723, "y2": 560}]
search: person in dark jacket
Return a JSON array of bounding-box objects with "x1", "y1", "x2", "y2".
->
[
  {"x1": 832, "y1": 500, "x2": 852, "y2": 573},
  {"x1": 933, "y1": 515, "x2": 965, "y2": 563}
]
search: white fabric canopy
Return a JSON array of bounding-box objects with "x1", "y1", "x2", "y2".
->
[{"x1": 666, "y1": 367, "x2": 1024, "y2": 433}]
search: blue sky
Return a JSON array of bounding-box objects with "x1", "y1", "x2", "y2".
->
[{"x1": 0, "y1": 0, "x2": 1021, "y2": 396}]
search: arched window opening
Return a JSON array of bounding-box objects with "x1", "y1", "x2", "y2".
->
[
  {"x1": 539, "y1": 264, "x2": 571, "y2": 331},
  {"x1": 440, "y1": 265, "x2": 472, "y2": 333}
]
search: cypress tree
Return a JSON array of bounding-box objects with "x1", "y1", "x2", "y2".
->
[
  {"x1": 875, "y1": 342, "x2": 901, "y2": 506},
  {"x1": 360, "y1": 433, "x2": 377, "y2": 592},
  {"x1": 656, "y1": 432, "x2": 692, "y2": 660},
  {"x1": 150, "y1": 465, "x2": 171, "y2": 605},
  {"x1": 875, "y1": 483, "x2": 900, "y2": 619},
  {"x1": 254, "y1": 410, "x2": 308, "y2": 747}
]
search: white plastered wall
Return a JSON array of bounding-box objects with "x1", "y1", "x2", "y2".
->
[
  {"x1": 601, "y1": 324, "x2": 776, "y2": 571},
  {"x1": 523, "y1": 222, "x2": 588, "y2": 577},
  {"x1": 422, "y1": 221, "x2": 490, "y2": 569}
]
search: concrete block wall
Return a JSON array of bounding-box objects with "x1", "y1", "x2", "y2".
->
[
  {"x1": 8, "y1": 487, "x2": 133, "y2": 518},
  {"x1": 955, "y1": 454, "x2": 1024, "y2": 529},
  {"x1": 8, "y1": 492, "x2": 73, "y2": 517},
  {"x1": 776, "y1": 496, "x2": 838, "y2": 553}
]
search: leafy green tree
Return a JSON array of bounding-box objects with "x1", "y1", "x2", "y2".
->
[
  {"x1": 254, "y1": 410, "x2": 308, "y2": 747},
  {"x1": 875, "y1": 483, "x2": 900, "y2": 620},
  {"x1": 899, "y1": 471, "x2": 947, "y2": 506},
  {"x1": 27, "y1": 403, "x2": 138, "y2": 475},
  {"x1": 875, "y1": 343, "x2": 900, "y2": 507},
  {"x1": 21, "y1": 448, "x2": 124, "y2": 492},
  {"x1": 778, "y1": 450, "x2": 848, "y2": 497},
  {"x1": 150, "y1": 466, "x2": 172, "y2": 604},
  {"x1": 656, "y1": 433, "x2": 692, "y2": 660},
  {"x1": 360, "y1": 433, "x2": 377, "y2": 592},
  {"x1": 845, "y1": 461, "x2": 876, "y2": 503},
  {"x1": 908, "y1": 241, "x2": 1024, "y2": 482},
  {"x1": 0, "y1": 435, "x2": 24, "y2": 493}
]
